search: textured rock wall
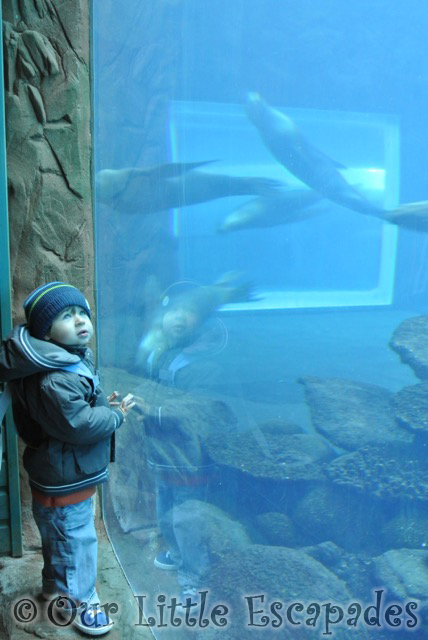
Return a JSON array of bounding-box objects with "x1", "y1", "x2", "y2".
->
[{"x1": 2, "y1": 0, "x2": 93, "y2": 320}]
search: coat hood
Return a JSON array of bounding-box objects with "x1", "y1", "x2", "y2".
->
[{"x1": 0, "y1": 324, "x2": 80, "y2": 382}]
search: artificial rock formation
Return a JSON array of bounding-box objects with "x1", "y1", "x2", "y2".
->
[
  {"x1": 199, "y1": 544, "x2": 368, "y2": 640},
  {"x1": 300, "y1": 376, "x2": 413, "y2": 451},
  {"x1": 2, "y1": 0, "x2": 93, "y2": 318},
  {"x1": 389, "y1": 315, "x2": 428, "y2": 380},
  {"x1": 205, "y1": 425, "x2": 333, "y2": 482},
  {"x1": 327, "y1": 444, "x2": 428, "y2": 502},
  {"x1": 394, "y1": 381, "x2": 428, "y2": 432},
  {"x1": 374, "y1": 549, "x2": 428, "y2": 608}
]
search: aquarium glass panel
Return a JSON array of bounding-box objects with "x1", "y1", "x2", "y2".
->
[{"x1": 93, "y1": 2, "x2": 428, "y2": 638}]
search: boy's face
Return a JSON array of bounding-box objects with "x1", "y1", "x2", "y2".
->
[
  {"x1": 44, "y1": 305, "x2": 94, "y2": 346},
  {"x1": 162, "y1": 305, "x2": 200, "y2": 345}
]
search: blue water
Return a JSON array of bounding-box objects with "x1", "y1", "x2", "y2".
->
[{"x1": 93, "y1": 2, "x2": 428, "y2": 638}]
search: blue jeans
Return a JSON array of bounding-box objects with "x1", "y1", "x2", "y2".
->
[
  {"x1": 156, "y1": 474, "x2": 210, "y2": 588},
  {"x1": 32, "y1": 497, "x2": 97, "y2": 607}
]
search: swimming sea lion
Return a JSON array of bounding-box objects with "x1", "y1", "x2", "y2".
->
[
  {"x1": 96, "y1": 161, "x2": 213, "y2": 211},
  {"x1": 96, "y1": 160, "x2": 280, "y2": 215},
  {"x1": 164, "y1": 272, "x2": 256, "y2": 318},
  {"x1": 169, "y1": 170, "x2": 280, "y2": 208},
  {"x1": 136, "y1": 273, "x2": 256, "y2": 367},
  {"x1": 245, "y1": 92, "x2": 385, "y2": 218},
  {"x1": 383, "y1": 201, "x2": 428, "y2": 233},
  {"x1": 218, "y1": 188, "x2": 324, "y2": 233}
]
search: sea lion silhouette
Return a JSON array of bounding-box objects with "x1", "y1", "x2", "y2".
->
[
  {"x1": 218, "y1": 188, "x2": 324, "y2": 232},
  {"x1": 246, "y1": 92, "x2": 385, "y2": 219},
  {"x1": 96, "y1": 160, "x2": 279, "y2": 215}
]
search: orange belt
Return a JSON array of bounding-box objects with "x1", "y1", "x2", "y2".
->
[{"x1": 31, "y1": 486, "x2": 96, "y2": 507}]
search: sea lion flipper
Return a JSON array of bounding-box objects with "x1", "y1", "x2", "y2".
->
[
  {"x1": 383, "y1": 201, "x2": 428, "y2": 232},
  {"x1": 250, "y1": 177, "x2": 284, "y2": 196},
  {"x1": 156, "y1": 160, "x2": 217, "y2": 179}
]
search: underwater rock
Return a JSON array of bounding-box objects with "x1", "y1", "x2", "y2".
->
[
  {"x1": 303, "y1": 541, "x2": 374, "y2": 600},
  {"x1": 394, "y1": 382, "x2": 428, "y2": 432},
  {"x1": 204, "y1": 426, "x2": 333, "y2": 482},
  {"x1": 300, "y1": 376, "x2": 412, "y2": 451},
  {"x1": 389, "y1": 316, "x2": 428, "y2": 380},
  {"x1": 374, "y1": 549, "x2": 428, "y2": 603},
  {"x1": 174, "y1": 499, "x2": 251, "y2": 565},
  {"x1": 199, "y1": 544, "x2": 366, "y2": 640},
  {"x1": 327, "y1": 444, "x2": 428, "y2": 502},
  {"x1": 292, "y1": 484, "x2": 384, "y2": 552},
  {"x1": 254, "y1": 418, "x2": 304, "y2": 435},
  {"x1": 382, "y1": 511, "x2": 428, "y2": 550},
  {"x1": 254, "y1": 512, "x2": 297, "y2": 547},
  {"x1": 303, "y1": 540, "x2": 347, "y2": 568}
]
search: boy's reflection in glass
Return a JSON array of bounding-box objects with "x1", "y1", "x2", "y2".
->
[{"x1": 137, "y1": 283, "x2": 226, "y2": 601}]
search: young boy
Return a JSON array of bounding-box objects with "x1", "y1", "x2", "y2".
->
[{"x1": 0, "y1": 282, "x2": 134, "y2": 636}]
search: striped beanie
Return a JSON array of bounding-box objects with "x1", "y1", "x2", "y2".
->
[{"x1": 23, "y1": 282, "x2": 91, "y2": 339}]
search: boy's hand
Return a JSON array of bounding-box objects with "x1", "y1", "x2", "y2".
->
[
  {"x1": 126, "y1": 395, "x2": 148, "y2": 426},
  {"x1": 107, "y1": 391, "x2": 120, "y2": 406},
  {"x1": 119, "y1": 393, "x2": 135, "y2": 418}
]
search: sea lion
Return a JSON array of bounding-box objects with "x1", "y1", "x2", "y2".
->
[
  {"x1": 245, "y1": 92, "x2": 385, "y2": 218},
  {"x1": 170, "y1": 170, "x2": 280, "y2": 208},
  {"x1": 218, "y1": 188, "x2": 324, "y2": 233},
  {"x1": 383, "y1": 201, "x2": 428, "y2": 233},
  {"x1": 96, "y1": 161, "x2": 212, "y2": 211},
  {"x1": 96, "y1": 160, "x2": 280, "y2": 215},
  {"x1": 163, "y1": 271, "x2": 256, "y2": 318},
  {"x1": 136, "y1": 273, "x2": 256, "y2": 367}
]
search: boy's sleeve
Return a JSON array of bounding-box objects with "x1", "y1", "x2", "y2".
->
[{"x1": 38, "y1": 374, "x2": 124, "y2": 445}]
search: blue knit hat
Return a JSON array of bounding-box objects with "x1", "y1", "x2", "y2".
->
[{"x1": 23, "y1": 282, "x2": 91, "y2": 339}]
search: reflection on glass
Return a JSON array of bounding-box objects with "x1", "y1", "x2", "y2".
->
[
  {"x1": 93, "y1": 1, "x2": 428, "y2": 638},
  {"x1": 135, "y1": 282, "x2": 229, "y2": 599}
]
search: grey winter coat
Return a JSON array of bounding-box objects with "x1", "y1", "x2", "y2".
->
[{"x1": 0, "y1": 325, "x2": 124, "y2": 495}]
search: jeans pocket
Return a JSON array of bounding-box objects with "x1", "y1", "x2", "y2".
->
[{"x1": 59, "y1": 498, "x2": 94, "y2": 531}]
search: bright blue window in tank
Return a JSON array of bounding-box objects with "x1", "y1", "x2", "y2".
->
[{"x1": 169, "y1": 100, "x2": 399, "y2": 309}]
